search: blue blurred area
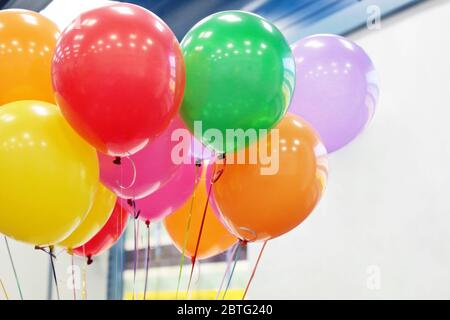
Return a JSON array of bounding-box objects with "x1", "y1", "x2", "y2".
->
[
  {"x1": 124, "y1": 0, "x2": 356, "y2": 40},
  {"x1": 122, "y1": 0, "x2": 423, "y2": 42}
]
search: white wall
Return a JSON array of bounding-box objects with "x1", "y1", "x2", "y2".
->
[
  {"x1": 247, "y1": 0, "x2": 450, "y2": 299},
  {"x1": 0, "y1": 238, "x2": 108, "y2": 300}
]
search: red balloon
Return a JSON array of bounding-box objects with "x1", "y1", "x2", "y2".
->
[
  {"x1": 73, "y1": 200, "x2": 130, "y2": 262},
  {"x1": 52, "y1": 3, "x2": 185, "y2": 156}
]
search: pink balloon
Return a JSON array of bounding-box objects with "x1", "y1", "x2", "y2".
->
[
  {"x1": 99, "y1": 117, "x2": 186, "y2": 200},
  {"x1": 129, "y1": 157, "x2": 201, "y2": 222}
]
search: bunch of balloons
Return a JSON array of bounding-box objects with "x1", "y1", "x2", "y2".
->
[{"x1": 0, "y1": 2, "x2": 378, "y2": 270}]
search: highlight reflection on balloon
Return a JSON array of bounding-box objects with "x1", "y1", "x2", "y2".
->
[
  {"x1": 180, "y1": 10, "x2": 295, "y2": 153},
  {"x1": 0, "y1": 10, "x2": 59, "y2": 105},
  {"x1": 289, "y1": 34, "x2": 379, "y2": 152},
  {"x1": 52, "y1": 3, "x2": 185, "y2": 156},
  {"x1": 0, "y1": 101, "x2": 99, "y2": 246},
  {"x1": 212, "y1": 113, "x2": 328, "y2": 242}
]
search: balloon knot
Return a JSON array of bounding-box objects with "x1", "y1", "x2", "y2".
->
[
  {"x1": 145, "y1": 220, "x2": 150, "y2": 227},
  {"x1": 34, "y1": 245, "x2": 56, "y2": 258},
  {"x1": 87, "y1": 256, "x2": 93, "y2": 265},
  {"x1": 195, "y1": 159, "x2": 202, "y2": 167},
  {"x1": 113, "y1": 157, "x2": 121, "y2": 165}
]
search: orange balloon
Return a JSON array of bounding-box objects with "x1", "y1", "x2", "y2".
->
[
  {"x1": 0, "y1": 10, "x2": 59, "y2": 105},
  {"x1": 163, "y1": 168, "x2": 237, "y2": 260},
  {"x1": 212, "y1": 113, "x2": 328, "y2": 242}
]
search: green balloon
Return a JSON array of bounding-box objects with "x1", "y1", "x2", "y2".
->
[{"x1": 180, "y1": 11, "x2": 295, "y2": 153}]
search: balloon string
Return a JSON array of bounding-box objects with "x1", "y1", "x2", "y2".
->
[
  {"x1": 185, "y1": 178, "x2": 212, "y2": 296},
  {"x1": 82, "y1": 260, "x2": 87, "y2": 300},
  {"x1": 132, "y1": 214, "x2": 138, "y2": 300},
  {"x1": 4, "y1": 236, "x2": 23, "y2": 300},
  {"x1": 143, "y1": 220, "x2": 151, "y2": 300},
  {"x1": 186, "y1": 154, "x2": 226, "y2": 297},
  {"x1": 48, "y1": 246, "x2": 60, "y2": 300},
  {"x1": 115, "y1": 155, "x2": 137, "y2": 190},
  {"x1": 215, "y1": 242, "x2": 239, "y2": 300},
  {"x1": 71, "y1": 254, "x2": 76, "y2": 300},
  {"x1": 0, "y1": 278, "x2": 8, "y2": 300},
  {"x1": 242, "y1": 240, "x2": 267, "y2": 300},
  {"x1": 222, "y1": 240, "x2": 245, "y2": 300},
  {"x1": 114, "y1": 162, "x2": 123, "y2": 300},
  {"x1": 175, "y1": 161, "x2": 201, "y2": 300}
]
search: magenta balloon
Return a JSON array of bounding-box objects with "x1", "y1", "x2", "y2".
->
[
  {"x1": 99, "y1": 117, "x2": 186, "y2": 200},
  {"x1": 289, "y1": 34, "x2": 379, "y2": 153},
  {"x1": 131, "y1": 157, "x2": 201, "y2": 222}
]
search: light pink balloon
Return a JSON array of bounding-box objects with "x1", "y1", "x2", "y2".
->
[
  {"x1": 99, "y1": 117, "x2": 186, "y2": 200},
  {"x1": 130, "y1": 157, "x2": 202, "y2": 222}
]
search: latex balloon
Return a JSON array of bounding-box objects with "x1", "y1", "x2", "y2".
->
[
  {"x1": 0, "y1": 101, "x2": 99, "y2": 245},
  {"x1": 212, "y1": 113, "x2": 328, "y2": 242},
  {"x1": 129, "y1": 156, "x2": 201, "y2": 223},
  {"x1": 180, "y1": 11, "x2": 294, "y2": 153},
  {"x1": 290, "y1": 34, "x2": 379, "y2": 153},
  {"x1": 0, "y1": 10, "x2": 59, "y2": 105},
  {"x1": 59, "y1": 184, "x2": 116, "y2": 250},
  {"x1": 52, "y1": 3, "x2": 185, "y2": 156},
  {"x1": 99, "y1": 117, "x2": 187, "y2": 200},
  {"x1": 163, "y1": 169, "x2": 237, "y2": 260},
  {"x1": 73, "y1": 200, "x2": 130, "y2": 261}
]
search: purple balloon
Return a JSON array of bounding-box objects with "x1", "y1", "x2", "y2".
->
[
  {"x1": 131, "y1": 157, "x2": 201, "y2": 222},
  {"x1": 289, "y1": 34, "x2": 379, "y2": 152}
]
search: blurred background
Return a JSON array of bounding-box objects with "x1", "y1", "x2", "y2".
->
[{"x1": 2, "y1": 0, "x2": 450, "y2": 299}]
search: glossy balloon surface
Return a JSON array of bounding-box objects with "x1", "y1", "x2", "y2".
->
[
  {"x1": 59, "y1": 184, "x2": 116, "y2": 249},
  {"x1": 73, "y1": 200, "x2": 130, "y2": 258},
  {"x1": 52, "y1": 3, "x2": 185, "y2": 156},
  {"x1": 0, "y1": 10, "x2": 59, "y2": 105},
  {"x1": 131, "y1": 156, "x2": 201, "y2": 222},
  {"x1": 163, "y1": 169, "x2": 236, "y2": 260},
  {"x1": 212, "y1": 113, "x2": 328, "y2": 242},
  {"x1": 99, "y1": 117, "x2": 187, "y2": 200},
  {"x1": 290, "y1": 34, "x2": 379, "y2": 152},
  {"x1": 0, "y1": 101, "x2": 99, "y2": 245},
  {"x1": 180, "y1": 11, "x2": 294, "y2": 153}
]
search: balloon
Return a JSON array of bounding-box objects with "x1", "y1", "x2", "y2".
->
[
  {"x1": 212, "y1": 113, "x2": 328, "y2": 242},
  {"x1": 129, "y1": 157, "x2": 201, "y2": 222},
  {"x1": 72, "y1": 200, "x2": 130, "y2": 261},
  {"x1": 52, "y1": 3, "x2": 185, "y2": 156},
  {"x1": 59, "y1": 184, "x2": 116, "y2": 250},
  {"x1": 0, "y1": 10, "x2": 59, "y2": 105},
  {"x1": 289, "y1": 34, "x2": 379, "y2": 153},
  {"x1": 99, "y1": 117, "x2": 186, "y2": 200},
  {"x1": 0, "y1": 101, "x2": 99, "y2": 245},
  {"x1": 180, "y1": 11, "x2": 295, "y2": 153},
  {"x1": 163, "y1": 169, "x2": 237, "y2": 260}
]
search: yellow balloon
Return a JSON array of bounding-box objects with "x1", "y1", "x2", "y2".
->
[
  {"x1": 59, "y1": 184, "x2": 116, "y2": 250},
  {"x1": 0, "y1": 10, "x2": 59, "y2": 105},
  {"x1": 0, "y1": 101, "x2": 99, "y2": 245}
]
